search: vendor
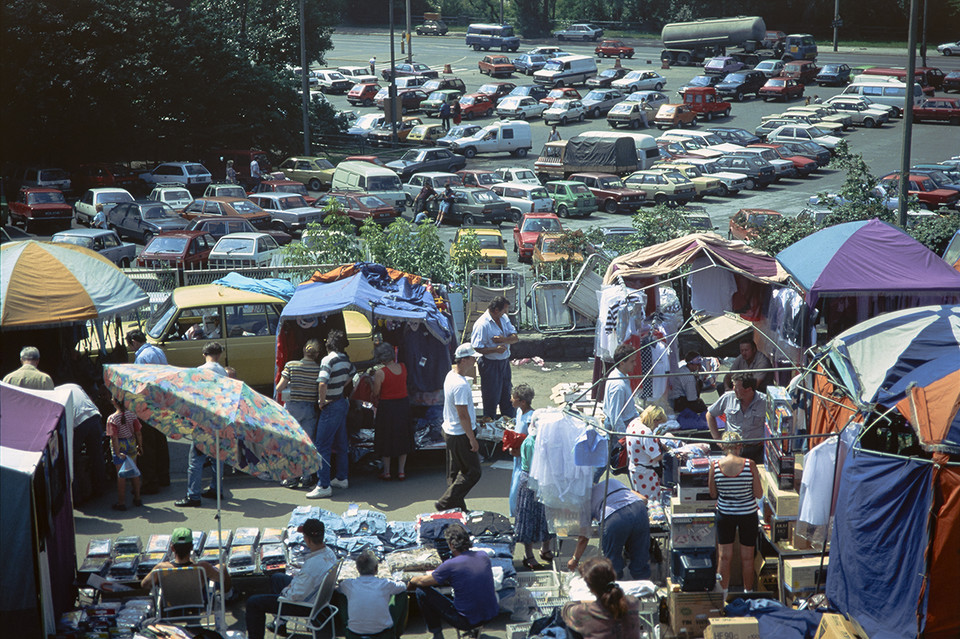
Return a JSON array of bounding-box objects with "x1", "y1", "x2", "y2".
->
[
  {"x1": 707, "y1": 373, "x2": 767, "y2": 464},
  {"x1": 470, "y1": 296, "x2": 519, "y2": 420},
  {"x1": 568, "y1": 478, "x2": 650, "y2": 580},
  {"x1": 141, "y1": 527, "x2": 231, "y2": 592},
  {"x1": 667, "y1": 351, "x2": 707, "y2": 414},
  {"x1": 720, "y1": 338, "x2": 772, "y2": 393}
]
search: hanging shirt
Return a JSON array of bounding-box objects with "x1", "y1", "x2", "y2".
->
[
  {"x1": 689, "y1": 256, "x2": 737, "y2": 315},
  {"x1": 798, "y1": 437, "x2": 842, "y2": 527}
]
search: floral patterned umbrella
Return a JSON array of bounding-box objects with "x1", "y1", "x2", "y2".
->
[{"x1": 102, "y1": 364, "x2": 321, "y2": 482}]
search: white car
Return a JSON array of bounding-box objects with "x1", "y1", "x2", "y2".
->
[
  {"x1": 139, "y1": 162, "x2": 212, "y2": 189},
  {"x1": 554, "y1": 23, "x2": 604, "y2": 41},
  {"x1": 348, "y1": 113, "x2": 386, "y2": 138},
  {"x1": 494, "y1": 167, "x2": 541, "y2": 185},
  {"x1": 74, "y1": 188, "x2": 135, "y2": 226},
  {"x1": 148, "y1": 184, "x2": 194, "y2": 211},
  {"x1": 824, "y1": 95, "x2": 897, "y2": 120},
  {"x1": 623, "y1": 90, "x2": 670, "y2": 111},
  {"x1": 312, "y1": 70, "x2": 352, "y2": 93},
  {"x1": 766, "y1": 124, "x2": 842, "y2": 150},
  {"x1": 496, "y1": 96, "x2": 547, "y2": 120},
  {"x1": 247, "y1": 193, "x2": 322, "y2": 234},
  {"x1": 20, "y1": 167, "x2": 71, "y2": 192},
  {"x1": 808, "y1": 186, "x2": 899, "y2": 211},
  {"x1": 937, "y1": 40, "x2": 960, "y2": 56},
  {"x1": 490, "y1": 182, "x2": 554, "y2": 217},
  {"x1": 543, "y1": 99, "x2": 586, "y2": 125},
  {"x1": 612, "y1": 70, "x2": 666, "y2": 92},
  {"x1": 338, "y1": 66, "x2": 378, "y2": 83},
  {"x1": 754, "y1": 59, "x2": 785, "y2": 78},
  {"x1": 208, "y1": 232, "x2": 281, "y2": 268}
]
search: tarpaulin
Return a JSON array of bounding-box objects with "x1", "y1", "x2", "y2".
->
[
  {"x1": 565, "y1": 135, "x2": 638, "y2": 168},
  {"x1": 213, "y1": 272, "x2": 296, "y2": 301},
  {"x1": 923, "y1": 461, "x2": 960, "y2": 639}
]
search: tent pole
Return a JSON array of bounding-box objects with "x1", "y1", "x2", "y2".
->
[{"x1": 216, "y1": 430, "x2": 226, "y2": 630}]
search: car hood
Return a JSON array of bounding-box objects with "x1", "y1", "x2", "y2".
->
[
  {"x1": 29, "y1": 203, "x2": 72, "y2": 211},
  {"x1": 149, "y1": 218, "x2": 189, "y2": 229},
  {"x1": 385, "y1": 160, "x2": 416, "y2": 169},
  {"x1": 716, "y1": 81, "x2": 744, "y2": 89}
]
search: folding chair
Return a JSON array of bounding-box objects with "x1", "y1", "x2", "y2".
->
[
  {"x1": 152, "y1": 566, "x2": 219, "y2": 630},
  {"x1": 274, "y1": 561, "x2": 341, "y2": 639}
]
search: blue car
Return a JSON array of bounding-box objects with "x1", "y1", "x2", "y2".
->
[
  {"x1": 512, "y1": 53, "x2": 548, "y2": 76},
  {"x1": 507, "y1": 85, "x2": 549, "y2": 101},
  {"x1": 815, "y1": 63, "x2": 852, "y2": 86}
]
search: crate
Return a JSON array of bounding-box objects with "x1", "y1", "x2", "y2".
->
[
  {"x1": 506, "y1": 622, "x2": 532, "y2": 639},
  {"x1": 536, "y1": 594, "x2": 570, "y2": 613},
  {"x1": 667, "y1": 578, "x2": 725, "y2": 638},
  {"x1": 516, "y1": 571, "x2": 561, "y2": 590}
]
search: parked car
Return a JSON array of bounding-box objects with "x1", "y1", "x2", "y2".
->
[
  {"x1": 938, "y1": 40, "x2": 960, "y2": 55},
  {"x1": 775, "y1": 140, "x2": 832, "y2": 167},
  {"x1": 402, "y1": 172, "x2": 464, "y2": 199},
  {"x1": 338, "y1": 66, "x2": 377, "y2": 84},
  {"x1": 348, "y1": 113, "x2": 386, "y2": 138},
  {"x1": 512, "y1": 212, "x2": 563, "y2": 261},
  {"x1": 72, "y1": 164, "x2": 138, "y2": 192},
  {"x1": 406, "y1": 124, "x2": 449, "y2": 146},
  {"x1": 139, "y1": 162, "x2": 212, "y2": 191},
  {"x1": 748, "y1": 144, "x2": 817, "y2": 177},
  {"x1": 450, "y1": 228, "x2": 508, "y2": 268},
  {"x1": 313, "y1": 70, "x2": 352, "y2": 93},
  {"x1": 613, "y1": 70, "x2": 666, "y2": 92},
  {"x1": 421, "y1": 90, "x2": 464, "y2": 117},
  {"x1": 654, "y1": 103, "x2": 697, "y2": 129},
  {"x1": 543, "y1": 99, "x2": 586, "y2": 125},
  {"x1": 496, "y1": 95, "x2": 548, "y2": 120},
  {"x1": 376, "y1": 88, "x2": 428, "y2": 114},
  {"x1": 108, "y1": 200, "x2": 190, "y2": 243},
  {"x1": 427, "y1": 187, "x2": 513, "y2": 225},
  {"x1": 586, "y1": 67, "x2": 631, "y2": 88},
  {"x1": 437, "y1": 124, "x2": 483, "y2": 147},
  {"x1": 0, "y1": 226, "x2": 31, "y2": 244},
  {"x1": 677, "y1": 75, "x2": 723, "y2": 97},
  {"x1": 457, "y1": 170, "x2": 500, "y2": 189},
  {"x1": 710, "y1": 155, "x2": 776, "y2": 190},
  {"x1": 708, "y1": 126, "x2": 761, "y2": 145},
  {"x1": 533, "y1": 232, "x2": 584, "y2": 272},
  {"x1": 19, "y1": 167, "x2": 71, "y2": 193},
  {"x1": 136, "y1": 230, "x2": 216, "y2": 269},
  {"x1": 74, "y1": 187, "x2": 135, "y2": 226},
  {"x1": 247, "y1": 193, "x2": 322, "y2": 234},
  {"x1": 513, "y1": 54, "x2": 549, "y2": 76},
  {"x1": 783, "y1": 105, "x2": 851, "y2": 131},
  {"x1": 347, "y1": 83, "x2": 381, "y2": 107},
  {"x1": 782, "y1": 60, "x2": 820, "y2": 85},
  {"x1": 591, "y1": 227, "x2": 637, "y2": 259},
  {"x1": 880, "y1": 173, "x2": 960, "y2": 209},
  {"x1": 554, "y1": 23, "x2": 603, "y2": 41},
  {"x1": 624, "y1": 169, "x2": 697, "y2": 205},
  {"x1": 568, "y1": 172, "x2": 646, "y2": 214},
  {"x1": 490, "y1": 182, "x2": 554, "y2": 221},
  {"x1": 180, "y1": 197, "x2": 272, "y2": 229},
  {"x1": 624, "y1": 90, "x2": 670, "y2": 111},
  {"x1": 479, "y1": 55, "x2": 516, "y2": 77},
  {"x1": 670, "y1": 159, "x2": 748, "y2": 197},
  {"x1": 421, "y1": 77, "x2": 468, "y2": 94},
  {"x1": 528, "y1": 46, "x2": 566, "y2": 57},
  {"x1": 203, "y1": 183, "x2": 248, "y2": 199},
  {"x1": 704, "y1": 56, "x2": 745, "y2": 76},
  {"x1": 539, "y1": 87, "x2": 581, "y2": 107},
  {"x1": 682, "y1": 87, "x2": 731, "y2": 121},
  {"x1": 494, "y1": 167, "x2": 541, "y2": 185},
  {"x1": 816, "y1": 63, "x2": 852, "y2": 86},
  {"x1": 754, "y1": 59, "x2": 785, "y2": 78},
  {"x1": 942, "y1": 71, "x2": 960, "y2": 93},
  {"x1": 766, "y1": 124, "x2": 842, "y2": 150},
  {"x1": 185, "y1": 216, "x2": 291, "y2": 245},
  {"x1": 728, "y1": 208, "x2": 783, "y2": 241},
  {"x1": 654, "y1": 163, "x2": 722, "y2": 198},
  {"x1": 715, "y1": 70, "x2": 766, "y2": 102},
  {"x1": 595, "y1": 40, "x2": 634, "y2": 58},
  {"x1": 544, "y1": 180, "x2": 598, "y2": 217},
  {"x1": 250, "y1": 179, "x2": 317, "y2": 204},
  {"x1": 581, "y1": 88, "x2": 625, "y2": 118},
  {"x1": 508, "y1": 85, "x2": 550, "y2": 101},
  {"x1": 759, "y1": 77, "x2": 804, "y2": 101},
  {"x1": 913, "y1": 98, "x2": 960, "y2": 125},
  {"x1": 386, "y1": 148, "x2": 466, "y2": 181},
  {"x1": 368, "y1": 117, "x2": 424, "y2": 146},
  {"x1": 416, "y1": 19, "x2": 448, "y2": 35},
  {"x1": 477, "y1": 82, "x2": 517, "y2": 105},
  {"x1": 458, "y1": 94, "x2": 497, "y2": 119},
  {"x1": 382, "y1": 62, "x2": 438, "y2": 80},
  {"x1": 208, "y1": 232, "x2": 281, "y2": 268},
  {"x1": 314, "y1": 191, "x2": 399, "y2": 227},
  {"x1": 9, "y1": 187, "x2": 73, "y2": 231},
  {"x1": 276, "y1": 157, "x2": 335, "y2": 191},
  {"x1": 606, "y1": 101, "x2": 648, "y2": 129}
]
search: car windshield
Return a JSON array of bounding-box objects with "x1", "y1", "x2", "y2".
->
[
  {"x1": 724, "y1": 73, "x2": 746, "y2": 82},
  {"x1": 433, "y1": 176, "x2": 461, "y2": 188},
  {"x1": 660, "y1": 106, "x2": 677, "y2": 115},
  {"x1": 609, "y1": 104, "x2": 632, "y2": 114},
  {"x1": 513, "y1": 170, "x2": 536, "y2": 181},
  {"x1": 543, "y1": 60, "x2": 563, "y2": 71},
  {"x1": 747, "y1": 213, "x2": 777, "y2": 226},
  {"x1": 276, "y1": 196, "x2": 308, "y2": 209},
  {"x1": 807, "y1": 126, "x2": 828, "y2": 137},
  {"x1": 27, "y1": 192, "x2": 67, "y2": 204},
  {"x1": 143, "y1": 204, "x2": 176, "y2": 219},
  {"x1": 428, "y1": 91, "x2": 446, "y2": 101},
  {"x1": 767, "y1": 79, "x2": 786, "y2": 86},
  {"x1": 357, "y1": 195, "x2": 388, "y2": 208},
  {"x1": 584, "y1": 90, "x2": 606, "y2": 101},
  {"x1": 568, "y1": 184, "x2": 591, "y2": 195},
  {"x1": 470, "y1": 173, "x2": 497, "y2": 185},
  {"x1": 213, "y1": 186, "x2": 245, "y2": 198},
  {"x1": 822, "y1": 65, "x2": 841, "y2": 73},
  {"x1": 52, "y1": 235, "x2": 94, "y2": 249},
  {"x1": 356, "y1": 114, "x2": 381, "y2": 128},
  {"x1": 230, "y1": 200, "x2": 266, "y2": 213},
  {"x1": 547, "y1": 90, "x2": 565, "y2": 99},
  {"x1": 757, "y1": 61, "x2": 777, "y2": 70},
  {"x1": 143, "y1": 237, "x2": 189, "y2": 254},
  {"x1": 274, "y1": 183, "x2": 307, "y2": 196},
  {"x1": 499, "y1": 97, "x2": 520, "y2": 108},
  {"x1": 460, "y1": 96, "x2": 475, "y2": 105},
  {"x1": 473, "y1": 190, "x2": 500, "y2": 203},
  {"x1": 41, "y1": 169, "x2": 69, "y2": 181},
  {"x1": 478, "y1": 84, "x2": 498, "y2": 94},
  {"x1": 690, "y1": 76, "x2": 711, "y2": 86},
  {"x1": 314, "y1": 159, "x2": 334, "y2": 170},
  {"x1": 215, "y1": 238, "x2": 254, "y2": 254},
  {"x1": 401, "y1": 150, "x2": 423, "y2": 160},
  {"x1": 145, "y1": 296, "x2": 177, "y2": 339},
  {"x1": 599, "y1": 70, "x2": 617, "y2": 78},
  {"x1": 185, "y1": 164, "x2": 207, "y2": 176},
  {"x1": 597, "y1": 177, "x2": 624, "y2": 188},
  {"x1": 527, "y1": 187, "x2": 550, "y2": 199},
  {"x1": 552, "y1": 100, "x2": 573, "y2": 109},
  {"x1": 477, "y1": 235, "x2": 504, "y2": 249},
  {"x1": 368, "y1": 176, "x2": 402, "y2": 190},
  {"x1": 706, "y1": 59, "x2": 725, "y2": 67}
]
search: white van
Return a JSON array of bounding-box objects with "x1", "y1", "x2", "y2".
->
[
  {"x1": 576, "y1": 131, "x2": 659, "y2": 169},
  {"x1": 331, "y1": 161, "x2": 406, "y2": 211},
  {"x1": 840, "y1": 81, "x2": 923, "y2": 117},
  {"x1": 449, "y1": 120, "x2": 533, "y2": 158},
  {"x1": 533, "y1": 54, "x2": 598, "y2": 88}
]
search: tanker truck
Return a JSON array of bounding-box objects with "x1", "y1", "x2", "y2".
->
[{"x1": 660, "y1": 16, "x2": 777, "y2": 67}]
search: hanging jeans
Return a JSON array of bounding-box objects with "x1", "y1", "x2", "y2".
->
[
  {"x1": 315, "y1": 397, "x2": 349, "y2": 488},
  {"x1": 477, "y1": 357, "x2": 515, "y2": 420}
]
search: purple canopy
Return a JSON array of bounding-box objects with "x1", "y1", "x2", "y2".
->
[
  {"x1": 0, "y1": 383, "x2": 65, "y2": 455},
  {"x1": 777, "y1": 219, "x2": 960, "y2": 306}
]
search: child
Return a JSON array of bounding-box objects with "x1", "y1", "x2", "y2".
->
[
  {"x1": 107, "y1": 395, "x2": 143, "y2": 511},
  {"x1": 337, "y1": 549, "x2": 407, "y2": 639},
  {"x1": 511, "y1": 384, "x2": 554, "y2": 570}
]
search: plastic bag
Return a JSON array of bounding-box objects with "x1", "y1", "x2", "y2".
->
[{"x1": 118, "y1": 456, "x2": 141, "y2": 479}]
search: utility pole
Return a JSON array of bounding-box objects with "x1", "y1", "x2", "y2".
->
[
  {"x1": 898, "y1": 0, "x2": 919, "y2": 229},
  {"x1": 920, "y1": 0, "x2": 928, "y2": 67},
  {"x1": 500, "y1": 0, "x2": 504, "y2": 24},
  {"x1": 299, "y1": 0, "x2": 310, "y2": 155},
  {"x1": 389, "y1": 0, "x2": 398, "y2": 146},
  {"x1": 406, "y1": 0, "x2": 412, "y2": 62},
  {"x1": 832, "y1": 0, "x2": 840, "y2": 52}
]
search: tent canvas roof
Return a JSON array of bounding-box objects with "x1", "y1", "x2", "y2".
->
[{"x1": 0, "y1": 382, "x2": 65, "y2": 474}]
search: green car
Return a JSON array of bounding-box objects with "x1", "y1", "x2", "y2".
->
[
  {"x1": 278, "y1": 156, "x2": 336, "y2": 191},
  {"x1": 421, "y1": 90, "x2": 463, "y2": 117},
  {"x1": 544, "y1": 180, "x2": 597, "y2": 218}
]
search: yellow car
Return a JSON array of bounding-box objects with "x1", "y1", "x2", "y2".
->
[
  {"x1": 406, "y1": 124, "x2": 447, "y2": 146},
  {"x1": 532, "y1": 231, "x2": 583, "y2": 274},
  {"x1": 278, "y1": 156, "x2": 336, "y2": 191},
  {"x1": 129, "y1": 284, "x2": 374, "y2": 388},
  {"x1": 450, "y1": 227, "x2": 508, "y2": 268}
]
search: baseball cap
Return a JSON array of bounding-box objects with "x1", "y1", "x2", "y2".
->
[
  {"x1": 171, "y1": 527, "x2": 193, "y2": 545},
  {"x1": 298, "y1": 518, "x2": 325, "y2": 539},
  {"x1": 454, "y1": 343, "x2": 478, "y2": 359}
]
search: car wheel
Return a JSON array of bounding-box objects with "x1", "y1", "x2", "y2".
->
[
  {"x1": 463, "y1": 147, "x2": 477, "y2": 158},
  {"x1": 655, "y1": 83, "x2": 663, "y2": 90},
  {"x1": 677, "y1": 52, "x2": 691, "y2": 65},
  {"x1": 462, "y1": 214, "x2": 475, "y2": 225},
  {"x1": 515, "y1": 147, "x2": 528, "y2": 158},
  {"x1": 619, "y1": 52, "x2": 626, "y2": 59},
  {"x1": 308, "y1": 178, "x2": 322, "y2": 191},
  {"x1": 558, "y1": 35, "x2": 564, "y2": 41},
  {"x1": 717, "y1": 183, "x2": 729, "y2": 197},
  {"x1": 736, "y1": 91, "x2": 744, "y2": 102},
  {"x1": 511, "y1": 209, "x2": 522, "y2": 223},
  {"x1": 560, "y1": 116, "x2": 567, "y2": 126},
  {"x1": 119, "y1": 258, "x2": 131, "y2": 268},
  {"x1": 705, "y1": 112, "x2": 713, "y2": 121},
  {"x1": 951, "y1": 116, "x2": 960, "y2": 126},
  {"x1": 557, "y1": 205, "x2": 568, "y2": 218},
  {"x1": 473, "y1": 44, "x2": 481, "y2": 51},
  {"x1": 578, "y1": 113, "x2": 584, "y2": 122},
  {"x1": 864, "y1": 118, "x2": 876, "y2": 128},
  {"x1": 591, "y1": 107, "x2": 601, "y2": 118},
  {"x1": 654, "y1": 193, "x2": 668, "y2": 205},
  {"x1": 743, "y1": 178, "x2": 755, "y2": 190},
  {"x1": 604, "y1": 199, "x2": 617, "y2": 214},
  {"x1": 465, "y1": 110, "x2": 474, "y2": 120},
  {"x1": 723, "y1": 108, "x2": 731, "y2": 118}
]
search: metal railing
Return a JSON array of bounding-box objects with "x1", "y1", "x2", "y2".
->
[{"x1": 122, "y1": 263, "x2": 343, "y2": 294}]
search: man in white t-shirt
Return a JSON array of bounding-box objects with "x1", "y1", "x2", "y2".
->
[{"x1": 435, "y1": 343, "x2": 481, "y2": 512}]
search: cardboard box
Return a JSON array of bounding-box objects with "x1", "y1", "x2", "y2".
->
[
  {"x1": 764, "y1": 468, "x2": 799, "y2": 518},
  {"x1": 667, "y1": 578, "x2": 726, "y2": 638},
  {"x1": 815, "y1": 613, "x2": 869, "y2": 639},
  {"x1": 670, "y1": 512, "x2": 717, "y2": 548},
  {"x1": 753, "y1": 554, "x2": 778, "y2": 593},
  {"x1": 671, "y1": 495, "x2": 716, "y2": 515},
  {"x1": 783, "y1": 555, "x2": 829, "y2": 592},
  {"x1": 679, "y1": 483, "x2": 715, "y2": 505},
  {"x1": 761, "y1": 499, "x2": 796, "y2": 544},
  {"x1": 764, "y1": 434, "x2": 795, "y2": 489},
  {"x1": 704, "y1": 617, "x2": 761, "y2": 639}
]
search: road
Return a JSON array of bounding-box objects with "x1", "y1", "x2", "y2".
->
[{"x1": 320, "y1": 32, "x2": 960, "y2": 274}]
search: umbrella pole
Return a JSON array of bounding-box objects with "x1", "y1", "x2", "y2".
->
[{"x1": 216, "y1": 430, "x2": 226, "y2": 631}]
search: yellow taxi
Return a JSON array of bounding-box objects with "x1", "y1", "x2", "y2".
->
[
  {"x1": 450, "y1": 227, "x2": 508, "y2": 268},
  {"x1": 406, "y1": 124, "x2": 448, "y2": 146}
]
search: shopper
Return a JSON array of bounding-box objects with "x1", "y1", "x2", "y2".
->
[
  {"x1": 470, "y1": 295, "x2": 519, "y2": 420},
  {"x1": 512, "y1": 385, "x2": 555, "y2": 570},
  {"x1": 562, "y1": 557, "x2": 642, "y2": 639},
  {"x1": 3, "y1": 346, "x2": 54, "y2": 390},
  {"x1": 372, "y1": 343, "x2": 413, "y2": 480},
  {"x1": 337, "y1": 549, "x2": 407, "y2": 639},
  {"x1": 508, "y1": 383, "x2": 535, "y2": 516},
  {"x1": 603, "y1": 343, "x2": 640, "y2": 434},
  {"x1": 307, "y1": 330, "x2": 355, "y2": 499},
  {"x1": 708, "y1": 430, "x2": 762, "y2": 592},
  {"x1": 435, "y1": 344, "x2": 482, "y2": 512},
  {"x1": 106, "y1": 394, "x2": 143, "y2": 511},
  {"x1": 668, "y1": 351, "x2": 707, "y2": 413},
  {"x1": 276, "y1": 339, "x2": 323, "y2": 488},
  {"x1": 626, "y1": 405, "x2": 666, "y2": 500}
]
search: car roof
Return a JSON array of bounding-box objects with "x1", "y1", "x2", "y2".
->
[
  {"x1": 52, "y1": 228, "x2": 115, "y2": 238},
  {"x1": 250, "y1": 192, "x2": 302, "y2": 199},
  {"x1": 172, "y1": 284, "x2": 284, "y2": 307},
  {"x1": 154, "y1": 230, "x2": 209, "y2": 238},
  {"x1": 459, "y1": 228, "x2": 503, "y2": 237},
  {"x1": 20, "y1": 187, "x2": 62, "y2": 193},
  {"x1": 198, "y1": 196, "x2": 255, "y2": 203},
  {"x1": 494, "y1": 181, "x2": 542, "y2": 190},
  {"x1": 215, "y1": 232, "x2": 268, "y2": 240}
]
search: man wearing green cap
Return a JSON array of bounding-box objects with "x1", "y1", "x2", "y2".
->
[{"x1": 141, "y1": 527, "x2": 231, "y2": 592}]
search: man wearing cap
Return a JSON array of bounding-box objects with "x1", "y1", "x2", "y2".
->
[
  {"x1": 435, "y1": 344, "x2": 482, "y2": 512},
  {"x1": 603, "y1": 343, "x2": 640, "y2": 434},
  {"x1": 470, "y1": 296, "x2": 519, "y2": 420},
  {"x1": 141, "y1": 527, "x2": 231, "y2": 592},
  {"x1": 245, "y1": 518, "x2": 337, "y2": 639},
  {"x1": 3, "y1": 346, "x2": 54, "y2": 390},
  {"x1": 668, "y1": 351, "x2": 708, "y2": 414}
]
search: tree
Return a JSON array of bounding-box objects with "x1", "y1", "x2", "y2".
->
[
  {"x1": 449, "y1": 229, "x2": 482, "y2": 285},
  {"x1": 281, "y1": 206, "x2": 364, "y2": 265},
  {"x1": 360, "y1": 218, "x2": 453, "y2": 282},
  {"x1": 624, "y1": 204, "x2": 698, "y2": 251}
]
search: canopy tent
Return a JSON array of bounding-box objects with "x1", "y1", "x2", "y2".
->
[
  {"x1": 0, "y1": 240, "x2": 148, "y2": 329},
  {"x1": 0, "y1": 383, "x2": 77, "y2": 638}
]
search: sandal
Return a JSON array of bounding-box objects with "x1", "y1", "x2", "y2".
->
[
  {"x1": 522, "y1": 557, "x2": 543, "y2": 571},
  {"x1": 133, "y1": 498, "x2": 143, "y2": 507},
  {"x1": 397, "y1": 473, "x2": 406, "y2": 481},
  {"x1": 539, "y1": 550, "x2": 556, "y2": 561},
  {"x1": 378, "y1": 473, "x2": 392, "y2": 481},
  {"x1": 111, "y1": 503, "x2": 127, "y2": 511}
]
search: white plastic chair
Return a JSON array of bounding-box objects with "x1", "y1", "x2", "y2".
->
[
  {"x1": 273, "y1": 562, "x2": 341, "y2": 639},
  {"x1": 152, "y1": 567, "x2": 219, "y2": 630}
]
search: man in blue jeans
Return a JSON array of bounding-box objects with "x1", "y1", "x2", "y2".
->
[
  {"x1": 409, "y1": 524, "x2": 499, "y2": 639},
  {"x1": 470, "y1": 296, "x2": 519, "y2": 420},
  {"x1": 307, "y1": 330, "x2": 355, "y2": 499}
]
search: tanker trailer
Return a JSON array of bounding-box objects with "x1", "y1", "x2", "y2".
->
[{"x1": 660, "y1": 16, "x2": 767, "y2": 66}]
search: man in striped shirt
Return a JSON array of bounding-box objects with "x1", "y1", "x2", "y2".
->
[{"x1": 307, "y1": 330, "x2": 355, "y2": 499}]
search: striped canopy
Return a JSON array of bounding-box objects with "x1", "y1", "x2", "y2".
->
[{"x1": 0, "y1": 240, "x2": 147, "y2": 328}]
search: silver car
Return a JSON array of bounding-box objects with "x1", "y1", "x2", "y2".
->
[
  {"x1": 581, "y1": 88, "x2": 625, "y2": 118},
  {"x1": 247, "y1": 193, "x2": 322, "y2": 234},
  {"x1": 51, "y1": 228, "x2": 137, "y2": 267}
]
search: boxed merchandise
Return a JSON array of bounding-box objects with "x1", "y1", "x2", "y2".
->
[
  {"x1": 106, "y1": 554, "x2": 140, "y2": 581},
  {"x1": 667, "y1": 577, "x2": 725, "y2": 638},
  {"x1": 261, "y1": 527, "x2": 284, "y2": 545},
  {"x1": 761, "y1": 499, "x2": 796, "y2": 544},
  {"x1": 815, "y1": 613, "x2": 869, "y2": 639},
  {"x1": 145, "y1": 534, "x2": 171, "y2": 554},
  {"x1": 671, "y1": 549, "x2": 717, "y2": 592},
  {"x1": 704, "y1": 617, "x2": 760, "y2": 639},
  {"x1": 114, "y1": 536, "x2": 142, "y2": 556},
  {"x1": 678, "y1": 483, "x2": 715, "y2": 506},
  {"x1": 783, "y1": 556, "x2": 829, "y2": 593},
  {"x1": 137, "y1": 552, "x2": 167, "y2": 579},
  {"x1": 764, "y1": 427, "x2": 795, "y2": 490},
  {"x1": 763, "y1": 469, "x2": 799, "y2": 518},
  {"x1": 753, "y1": 554, "x2": 778, "y2": 594},
  {"x1": 670, "y1": 512, "x2": 716, "y2": 549},
  {"x1": 233, "y1": 527, "x2": 260, "y2": 547},
  {"x1": 259, "y1": 543, "x2": 286, "y2": 572},
  {"x1": 765, "y1": 387, "x2": 793, "y2": 430},
  {"x1": 671, "y1": 495, "x2": 716, "y2": 515}
]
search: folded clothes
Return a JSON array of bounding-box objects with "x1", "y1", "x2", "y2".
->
[{"x1": 342, "y1": 510, "x2": 388, "y2": 536}]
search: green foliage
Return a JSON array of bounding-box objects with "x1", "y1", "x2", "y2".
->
[
  {"x1": 749, "y1": 215, "x2": 821, "y2": 256},
  {"x1": 908, "y1": 213, "x2": 960, "y2": 256},
  {"x1": 449, "y1": 229, "x2": 482, "y2": 284},
  {"x1": 360, "y1": 218, "x2": 453, "y2": 283},
  {"x1": 625, "y1": 205, "x2": 697, "y2": 251},
  {"x1": 282, "y1": 202, "x2": 363, "y2": 265}
]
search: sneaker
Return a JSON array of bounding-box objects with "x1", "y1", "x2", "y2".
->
[
  {"x1": 330, "y1": 478, "x2": 349, "y2": 489},
  {"x1": 266, "y1": 621, "x2": 288, "y2": 636},
  {"x1": 306, "y1": 484, "x2": 332, "y2": 499},
  {"x1": 175, "y1": 497, "x2": 202, "y2": 507}
]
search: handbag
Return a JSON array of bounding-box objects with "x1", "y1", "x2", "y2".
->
[
  {"x1": 118, "y1": 455, "x2": 141, "y2": 479},
  {"x1": 609, "y1": 437, "x2": 629, "y2": 475},
  {"x1": 501, "y1": 429, "x2": 527, "y2": 452}
]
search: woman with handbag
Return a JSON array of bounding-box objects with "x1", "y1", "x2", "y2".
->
[
  {"x1": 371, "y1": 343, "x2": 412, "y2": 481},
  {"x1": 510, "y1": 384, "x2": 554, "y2": 570},
  {"x1": 107, "y1": 394, "x2": 143, "y2": 511}
]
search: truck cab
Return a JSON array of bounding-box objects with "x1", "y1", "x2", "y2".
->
[
  {"x1": 782, "y1": 34, "x2": 817, "y2": 62},
  {"x1": 681, "y1": 87, "x2": 732, "y2": 120}
]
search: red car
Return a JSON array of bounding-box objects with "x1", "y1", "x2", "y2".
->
[
  {"x1": 913, "y1": 98, "x2": 960, "y2": 125},
  {"x1": 681, "y1": 87, "x2": 731, "y2": 120},
  {"x1": 347, "y1": 82, "x2": 381, "y2": 107},
  {"x1": 512, "y1": 212, "x2": 564, "y2": 262},
  {"x1": 781, "y1": 60, "x2": 820, "y2": 85},
  {"x1": 457, "y1": 170, "x2": 500, "y2": 189},
  {"x1": 479, "y1": 55, "x2": 516, "y2": 78},
  {"x1": 728, "y1": 208, "x2": 782, "y2": 241},
  {"x1": 540, "y1": 87, "x2": 581, "y2": 106},
  {"x1": 344, "y1": 155, "x2": 388, "y2": 167},
  {"x1": 595, "y1": 40, "x2": 634, "y2": 58},
  {"x1": 8, "y1": 187, "x2": 73, "y2": 232},
  {"x1": 72, "y1": 164, "x2": 139, "y2": 191},
  {"x1": 476, "y1": 82, "x2": 517, "y2": 105},
  {"x1": 749, "y1": 143, "x2": 818, "y2": 177},
  {"x1": 759, "y1": 78, "x2": 804, "y2": 101},
  {"x1": 458, "y1": 94, "x2": 496, "y2": 119},
  {"x1": 136, "y1": 230, "x2": 217, "y2": 269},
  {"x1": 880, "y1": 174, "x2": 960, "y2": 209},
  {"x1": 314, "y1": 191, "x2": 399, "y2": 227},
  {"x1": 250, "y1": 179, "x2": 317, "y2": 204},
  {"x1": 185, "y1": 216, "x2": 292, "y2": 245},
  {"x1": 568, "y1": 173, "x2": 646, "y2": 214}
]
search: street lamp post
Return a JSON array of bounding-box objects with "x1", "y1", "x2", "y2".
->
[
  {"x1": 299, "y1": 0, "x2": 310, "y2": 154},
  {"x1": 389, "y1": 0, "x2": 398, "y2": 146},
  {"x1": 898, "y1": 0, "x2": 919, "y2": 229}
]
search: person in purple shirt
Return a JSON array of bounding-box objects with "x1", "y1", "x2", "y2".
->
[{"x1": 408, "y1": 524, "x2": 499, "y2": 639}]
